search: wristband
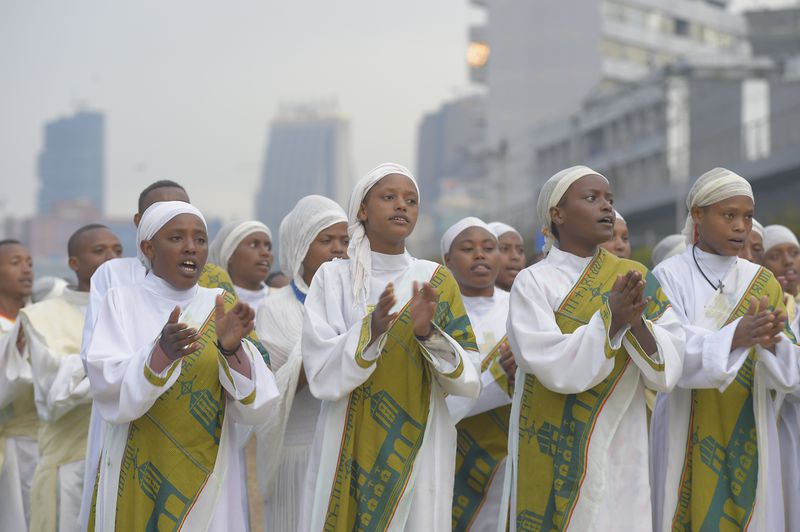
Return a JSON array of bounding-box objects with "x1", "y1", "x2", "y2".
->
[{"x1": 216, "y1": 339, "x2": 242, "y2": 364}]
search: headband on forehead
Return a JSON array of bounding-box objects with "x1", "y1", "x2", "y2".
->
[
  {"x1": 440, "y1": 217, "x2": 495, "y2": 262},
  {"x1": 763, "y1": 225, "x2": 800, "y2": 252},
  {"x1": 536, "y1": 165, "x2": 607, "y2": 254},
  {"x1": 347, "y1": 163, "x2": 419, "y2": 303},
  {"x1": 279, "y1": 195, "x2": 347, "y2": 289},
  {"x1": 682, "y1": 167, "x2": 753, "y2": 245},
  {"x1": 487, "y1": 221, "x2": 523, "y2": 241},
  {"x1": 208, "y1": 220, "x2": 272, "y2": 270},
  {"x1": 137, "y1": 201, "x2": 207, "y2": 269},
  {"x1": 651, "y1": 234, "x2": 686, "y2": 266},
  {"x1": 751, "y1": 218, "x2": 765, "y2": 240}
]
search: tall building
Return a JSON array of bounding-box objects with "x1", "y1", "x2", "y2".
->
[
  {"x1": 254, "y1": 105, "x2": 353, "y2": 267},
  {"x1": 468, "y1": 0, "x2": 750, "y2": 231},
  {"x1": 37, "y1": 110, "x2": 105, "y2": 215}
]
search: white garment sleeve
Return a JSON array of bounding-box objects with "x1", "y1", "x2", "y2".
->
[
  {"x1": 22, "y1": 316, "x2": 91, "y2": 422},
  {"x1": 217, "y1": 339, "x2": 280, "y2": 425},
  {"x1": 301, "y1": 270, "x2": 380, "y2": 402},
  {"x1": 85, "y1": 290, "x2": 183, "y2": 425},
  {"x1": 80, "y1": 261, "x2": 114, "y2": 370},
  {"x1": 0, "y1": 323, "x2": 32, "y2": 409},
  {"x1": 419, "y1": 324, "x2": 481, "y2": 400},
  {"x1": 506, "y1": 272, "x2": 626, "y2": 395},
  {"x1": 654, "y1": 269, "x2": 752, "y2": 391},
  {"x1": 621, "y1": 306, "x2": 685, "y2": 392},
  {"x1": 755, "y1": 336, "x2": 800, "y2": 393}
]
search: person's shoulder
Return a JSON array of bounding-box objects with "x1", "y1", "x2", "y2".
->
[
  {"x1": 317, "y1": 257, "x2": 352, "y2": 279},
  {"x1": 652, "y1": 248, "x2": 691, "y2": 279},
  {"x1": 94, "y1": 257, "x2": 143, "y2": 282}
]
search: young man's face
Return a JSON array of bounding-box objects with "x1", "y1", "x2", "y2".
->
[
  {"x1": 764, "y1": 242, "x2": 800, "y2": 296},
  {"x1": 69, "y1": 228, "x2": 123, "y2": 290},
  {"x1": 738, "y1": 230, "x2": 764, "y2": 265},
  {"x1": 692, "y1": 196, "x2": 753, "y2": 257},
  {"x1": 445, "y1": 227, "x2": 499, "y2": 296},
  {"x1": 141, "y1": 214, "x2": 208, "y2": 290},
  {"x1": 496, "y1": 231, "x2": 525, "y2": 290},
  {"x1": 358, "y1": 174, "x2": 419, "y2": 251},
  {"x1": 550, "y1": 174, "x2": 615, "y2": 252},
  {"x1": 0, "y1": 243, "x2": 33, "y2": 301},
  {"x1": 599, "y1": 219, "x2": 631, "y2": 259},
  {"x1": 228, "y1": 231, "x2": 272, "y2": 290},
  {"x1": 302, "y1": 222, "x2": 349, "y2": 285}
]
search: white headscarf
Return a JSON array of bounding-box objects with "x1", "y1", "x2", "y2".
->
[
  {"x1": 614, "y1": 210, "x2": 626, "y2": 225},
  {"x1": 487, "y1": 221, "x2": 523, "y2": 242},
  {"x1": 279, "y1": 195, "x2": 347, "y2": 290},
  {"x1": 683, "y1": 167, "x2": 753, "y2": 245},
  {"x1": 347, "y1": 162, "x2": 419, "y2": 303},
  {"x1": 440, "y1": 217, "x2": 495, "y2": 262},
  {"x1": 751, "y1": 218, "x2": 765, "y2": 240},
  {"x1": 536, "y1": 165, "x2": 607, "y2": 254},
  {"x1": 763, "y1": 225, "x2": 800, "y2": 253},
  {"x1": 137, "y1": 201, "x2": 207, "y2": 269},
  {"x1": 651, "y1": 234, "x2": 686, "y2": 266},
  {"x1": 208, "y1": 220, "x2": 272, "y2": 270}
]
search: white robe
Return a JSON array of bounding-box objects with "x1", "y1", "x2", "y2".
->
[
  {"x1": 651, "y1": 246, "x2": 800, "y2": 532},
  {"x1": 85, "y1": 272, "x2": 279, "y2": 532},
  {"x1": 254, "y1": 282, "x2": 320, "y2": 532},
  {"x1": 450, "y1": 290, "x2": 512, "y2": 532},
  {"x1": 21, "y1": 288, "x2": 92, "y2": 532},
  {"x1": 235, "y1": 284, "x2": 270, "y2": 313},
  {"x1": 777, "y1": 296, "x2": 800, "y2": 532},
  {"x1": 0, "y1": 312, "x2": 39, "y2": 531},
  {"x1": 501, "y1": 246, "x2": 685, "y2": 532},
  {"x1": 299, "y1": 251, "x2": 481, "y2": 531}
]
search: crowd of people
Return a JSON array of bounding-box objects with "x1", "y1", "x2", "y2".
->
[{"x1": 0, "y1": 162, "x2": 799, "y2": 531}]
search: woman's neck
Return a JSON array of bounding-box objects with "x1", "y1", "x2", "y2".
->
[
  {"x1": 557, "y1": 237, "x2": 597, "y2": 258},
  {"x1": 0, "y1": 293, "x2": 25, "y2": 319}
]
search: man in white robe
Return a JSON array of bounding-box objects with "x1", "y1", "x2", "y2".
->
[
  {"x1": 85, "y1": 201, "x2": 279, "y2": 531},
  {"x1": 651, "y1": 169, "x2": 800, "y2": 532},
  {"x1": 15, "y1": 225, "x2": 122, "y2": 532},
  {"x1": 254, "y1": 194, "x2": 348, "y2": 532},
  {"x1": 300, "y1": 163, "x2": 481, "y2": 531},
  {"x1": 0, "y1": 239, "x2": 37, "y2": 531},
  {"x1": 442, "y1": 217, "x2": 513, "y2": 532}
]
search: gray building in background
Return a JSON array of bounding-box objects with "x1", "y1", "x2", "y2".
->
[
  {"x1": 254, "y1": 106, "x2": 353, "y2": 268},
  {"x1": 37, "y1": 110, "x2": 104, "y2": 215},
  {"x1": 466, "y1": 0, "x2": 750, "y2": 236}
]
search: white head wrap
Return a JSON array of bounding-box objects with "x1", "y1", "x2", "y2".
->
[
  {"x1": 536, "y1": 165, "x2": 607, "y2": 254},
  {"x1": 751, "y1": 219, "x2": 765, "y2": 240},
  {"x1": 347, "y1": 162, "x2": 419, "y2": 303},
  {"x1": 208, "y1": 220, "x2": 272, "y2": 270},
  {"x1": 487, "y1": 221, "x2": 523, "y2": 242},
  {"x1": 279, "y1": 195, "x2": 347, "y2": 290},
  {"x1": 32, "y1": 277, "x2": 68, "y2": 304},
  {"x1": 683, "y1": 168, "x2": 753, "y2": 245},
  {"x1": 763, "y1": 225, "x2": 800, "y2": 253},
  {"x1": 137, "y1": 201, "x2": 207, "y2": 269},
  {"x1": 440, "y1": 217, "x2": 495, "y2": 263},
  {"x1": 651, "y1": 234, "x2": 686, "y2": 266},
  {"x1": 614, "y1": 210, "x2": 626, "y2": 225}
]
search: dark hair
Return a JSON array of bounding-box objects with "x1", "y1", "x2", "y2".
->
[
  {"x1": 137, "y1": 180, "x2": 187, "y2": 214},
  {"x1": 67, "y1": 224, "x2": 110, "y2": 257},
  {"x1": 0, "y1": 239, "x2": 23, "y2": 249}
]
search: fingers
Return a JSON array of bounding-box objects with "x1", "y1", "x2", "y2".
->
[
  {"x1": 612, "y1": 274, "x2": 627, "y2": 293},
  {"x1": 168, "y1": 305, "x2": 181, "y2": 324},
  {"x1": 746, "y1": 296, "x2": 759, "y2": 316},
  {"x1": 421, "y1": 282, "x2": 439, "y2": 303}
]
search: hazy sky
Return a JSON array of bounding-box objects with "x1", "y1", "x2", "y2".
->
[
  {"x1": 0, "y1": 0, "x2": 794, "y2": 221},
  {"x1": 0, "y1": 0, "x2": 482, "y2": 220}
]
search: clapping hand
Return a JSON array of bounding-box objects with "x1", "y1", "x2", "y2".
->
[
  {"x1": 369, "y1": 283, "x2": 399, "y2": 345},
  {"x1": 607, "y1": 270, "x2": 650, "y2": 336},
  {"x1": 732, "y1": 296, "x2": 786, "y2": 352},
  {"x1": 410, "y1": 281, "x2": 439, "y2": 339},
  {"x1": 158, "y1": 306, "x2": 201, "y2": 361},
  {"x1": 498, "y1": 342, "x2": 517, "y2": 387},
  {"x1": 215, "y1": 295, "x2": 255, "y2": 353}
]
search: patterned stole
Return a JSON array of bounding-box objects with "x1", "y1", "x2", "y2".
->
[
  {"x1": 452, "y1": 336, "x2": 512, "y2": 531},
  {"x1": 323, "y1": 265, "x2": 477, "y2": 531},
  {"x1": 671, "y1": 267, "x2": 793, "y2": 531},
  {"x1": 514, "y1": 249, "x2": 670, "y2": 531}
]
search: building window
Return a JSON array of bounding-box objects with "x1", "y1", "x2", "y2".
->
[{"x1": 674, "y1": 18, "x2": 689, "y2": 37}]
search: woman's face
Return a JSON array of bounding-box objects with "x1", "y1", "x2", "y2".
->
[
  {"x1": 228, "y1": 231, "x2": 273, "y2": 290},
  {"x1": 599, "y1": 219, "x2": 631, "y2": 259},
  {"x1": 301, "y1": 222, "x2": 349, "y2": 285},
  {"x1": 141, "y1": 213, "x2": 208, "y2": 290},
  {"x1": 358, "y1": 174, "x2": 419, "y2": 253}
]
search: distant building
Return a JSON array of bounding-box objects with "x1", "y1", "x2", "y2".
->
[
  {"x1": 37, "y1": 110, "x2": 105, "y2": 215},
  {"x1": 254, "y1": 105, "x2": 353, "y2": 267},
  {"x1": 745, "y1": 7, "x2": 800, "y2": 61},
  {"x1": 467, "y1": 0, "x2": 751, "y2": 233}
]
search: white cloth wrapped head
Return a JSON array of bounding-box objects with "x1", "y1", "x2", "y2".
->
[
  {"x1": 751, "y1": 219, "x2": 765, "y2": 240},
  {"x1": 682, "y1": 167, "x2": 753, "y2": 245},
  {"x1": 614, "y1": 210, "x2": 626, "y2": 225},
  {"x1": 487, "y1": 221, "x2": 523, "y2": 242},
  {"x1": 137, "y1": 201, "x2": 207, "y2": 269},
  {"x1": 279, "y1": 195, "x2": 347, "y2": 290},
  {"x1": 651, "y1": 234, "x2": 686, "y2": 266},
  {"x1": 347, "y1": 162, "x2": 419, "y2": 303},
  {"x1": 763, "y1": 225, "x2": 800, "y2": 253},
  {"x1": 536, "y1": 165, "x2": 607, "y2": 254},
  {"x1": 208, "y1": 220, "x2": 272, "y2": 270},
  {"x1": 440, "y1": 217, "x2": 495, "y2": 263}
]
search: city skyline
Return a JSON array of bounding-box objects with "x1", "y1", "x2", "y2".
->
[{"x1": 0, "y1": 0, "x2": 793, "y2": 224}]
